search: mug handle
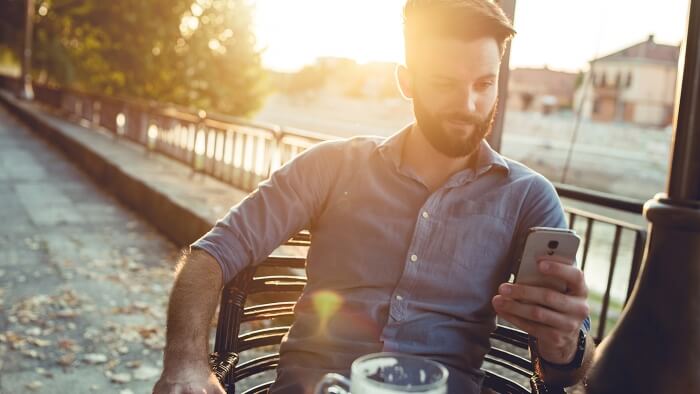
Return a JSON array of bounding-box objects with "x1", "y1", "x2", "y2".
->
[{"x1": 314, "y1": 372, "x2": 351, "y2": 394}]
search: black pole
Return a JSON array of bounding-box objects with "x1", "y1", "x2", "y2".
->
[
  {"x1": 667, "y1": 0, "x2": 700, "y2": 202},
  {"x1": 488, "y1": 0, "x2": 516, "y2": 153},
  {"x1": 586, "y1": 1, "x2": 700, "y2": 393},
  {"x1": 18, "y1": 0, "x2": 35, "y2": 100}
]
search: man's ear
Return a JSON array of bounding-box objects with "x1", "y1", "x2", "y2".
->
[{"x1": 396, "y1": 64, "x2": 414, "y2": 100}]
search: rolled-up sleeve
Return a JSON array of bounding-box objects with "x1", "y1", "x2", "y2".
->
[
  {"x1": 508, "y1": 174, "x2": 568, "y2": 275},
  {"x1": 511, "y1": 174, "x2": 592, "y2": 331},
  {"x1": 514, "y1": 174, "x2": 568, "y2": 245},
  {"x1": 191, "y1": 141, "x2": 339, "y2": 283}
]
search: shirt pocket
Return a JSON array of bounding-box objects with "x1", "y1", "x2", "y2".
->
[
  {"x1": 432, "y1": 203, "x2": 515, "y2": 306},
  {"x1": 440, "y1": 213, "x2": 512, "y2": 268}
]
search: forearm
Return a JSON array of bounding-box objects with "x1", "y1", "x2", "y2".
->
[
  {"x1": 532, "y1": 332, "x2": 596, "y2": 387},
  {"x1": 163, "y1": 249, "x2": 223, "y2": 371}
]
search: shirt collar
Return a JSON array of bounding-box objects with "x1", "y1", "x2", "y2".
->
[
  {"x1": 376, "y1": 123, "x2": 510, "y2": 177},
  {"x1": 376, "y1": 123, "x2": 411, "y2": 171},
  {"x1": 475, "y1": 138, "x2": 510, "y2": 176}
]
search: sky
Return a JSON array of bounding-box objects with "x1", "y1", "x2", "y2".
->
[{"x1": 251, "y1": 0, "x2": 690, "y2": 73}]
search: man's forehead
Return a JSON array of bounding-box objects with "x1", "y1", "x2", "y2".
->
[{"x1": 412, "y1": 36, "x2": 502, "y2": 79}]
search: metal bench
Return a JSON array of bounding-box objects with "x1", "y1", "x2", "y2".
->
[{"x1": 209, "y1": 250, "x2": 564, "y2": 394}]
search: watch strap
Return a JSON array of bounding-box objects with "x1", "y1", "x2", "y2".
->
[{"x1": 536, "y1": 328, "x2": 587, "y2": 371}]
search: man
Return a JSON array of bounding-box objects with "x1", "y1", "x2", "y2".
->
[{"x1": 154, "y1": 1, "x2": 595, "y2": 393}]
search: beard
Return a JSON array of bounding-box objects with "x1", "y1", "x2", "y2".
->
[{"x1": 413, "y1": 94, "x2": 497, "y2": 158}]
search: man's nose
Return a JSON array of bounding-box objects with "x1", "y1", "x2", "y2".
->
[{"x1": 455, "y1": 87, "x2": 477, "y2": 113}]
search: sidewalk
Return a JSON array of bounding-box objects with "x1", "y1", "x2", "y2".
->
[
  {"x1": 0, "y1": 91, "x2": 305, "y2": 393},
  {"x1": 0, "y1": 90, "x2": 250, "y2": 248},
  {"x1": 0, "y1": 104, "x2": 178, "y2": 393}
]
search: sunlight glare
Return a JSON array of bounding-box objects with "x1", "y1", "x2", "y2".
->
[
  {"x1": 313, "y1": 290, "x2": 343, "y2": 332},
  {"x1": 251, "y1": 0, "x2": 687, "y2": 73}
]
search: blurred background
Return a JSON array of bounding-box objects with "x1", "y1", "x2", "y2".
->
[
  {"x1": 0, "y1": 0, "x2": 687, "y2": 198},
  {"x1": 0, "y1": 0, "x2": 691, "y2": 392}
]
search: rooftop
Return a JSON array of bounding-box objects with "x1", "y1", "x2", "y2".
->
[{"x1": 593, "y1": 35, "x2": 680, "y2": 64}]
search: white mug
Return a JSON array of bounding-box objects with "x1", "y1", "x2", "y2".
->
[{"x1": 314, "y1": 353, "x2": 449, "y2": 394}]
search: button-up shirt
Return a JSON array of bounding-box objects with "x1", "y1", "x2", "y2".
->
[{"x1": 192, "y1": 125, "x2": 567, "y2": 393}]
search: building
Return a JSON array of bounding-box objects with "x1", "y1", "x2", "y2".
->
[
  {"x1": 575, "y1": 35, "x2": 680, "y2": 127},
  {"x1": 507, "y1": 67, "x2": 579, "y2": 114}
]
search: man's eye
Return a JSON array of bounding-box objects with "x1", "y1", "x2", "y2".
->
[{"x1": 475, "y1": 81, "x2": 494, "y2": 91}]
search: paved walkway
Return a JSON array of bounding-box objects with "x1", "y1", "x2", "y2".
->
[{"x1": 0, "y1": 104, "x2": 178, "y2": 393}]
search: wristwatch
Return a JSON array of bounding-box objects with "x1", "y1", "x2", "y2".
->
[{"x1": 536, "y1": 328, "x2": 587, "y2": 371}]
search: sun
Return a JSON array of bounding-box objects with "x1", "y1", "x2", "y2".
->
[{"x1": 252, "y1": 0, "x2": 405, "y2": 71}]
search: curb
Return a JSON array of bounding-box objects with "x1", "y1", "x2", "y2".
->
[{"x1": 0, "y1": 92, "x2": 217, "y2": 248}]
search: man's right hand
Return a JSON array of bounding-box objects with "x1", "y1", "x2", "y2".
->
[{"x1": 153, "y1": 368, "x2": 225, "y2": 394}]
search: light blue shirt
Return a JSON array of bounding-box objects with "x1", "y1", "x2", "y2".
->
[{"x1": 193, "y1": 125, "x2": 568, "y2": 393}]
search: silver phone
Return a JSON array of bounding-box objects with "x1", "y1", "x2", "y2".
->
[{"x1": 514, "y1": 227, "x2": 581, "y2": 293}]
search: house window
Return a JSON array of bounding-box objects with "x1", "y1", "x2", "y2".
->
[
  {"x1": 593, "y1": 99, "x2": 601, "y2": 114},
  {"x1": 626, "y1": 72, "x2": 633, "y2": 87},
  {"x1": 600, "y1": 73, "x2": 607, "y2": 87}
]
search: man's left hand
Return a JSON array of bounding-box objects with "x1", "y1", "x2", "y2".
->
[{"x1": 491, "y1": 257, "x2": 590, "y2": 364}]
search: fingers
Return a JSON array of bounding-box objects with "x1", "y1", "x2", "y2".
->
[
  {"x1": 492, "y1": 295, "x2": 582, "y2": 333},
  {"x1": 152, "y1": 375, "x2": 225, "y2": 394},
  {"x1": 497, "y1": 283, "x2": 589, "y2": 318},
  {"x1": 495, "y1": 310, "x2": 575, "y2": 348},
  {"x1": 156, "y1": 385, "x2": 218, "y2": 394},
  {"x1": 537, "y1": 257, "x2": 588, "y2": 297}
]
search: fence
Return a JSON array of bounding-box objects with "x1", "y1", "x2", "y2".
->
[{"x1": 0, "y1": 75, "x2": 648, "y2": 342}]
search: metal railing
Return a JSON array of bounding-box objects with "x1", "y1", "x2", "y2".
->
[
  {"x1": 0, "y1": 75, "x2": 648, "y2": 342},
  {"x1": 554, "y1": 186, "x2": 646, "y2": 342},
  {"x1": 0, "y1": 75, "x2": 331, "y2": 192}
]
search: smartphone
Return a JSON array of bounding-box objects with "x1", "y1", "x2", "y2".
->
[{"x1": 514, "y1": 227, "x2": 581, "y2": 293}]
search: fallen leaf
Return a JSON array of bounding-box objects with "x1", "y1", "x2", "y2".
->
[
  {"x1": 133, "y1": 364, "x2": 160, "y2": 381},
  {"x1": 108, "y1": 372, "x2": 132, "y2": 384},
  {"x1": 125, "y1": 360, "x2": 141, "y2": 369},
  {"x1": 84, "y1": 353, "x2": 108, "y2": 364},
  {"x1": 57, "y1": 338, "x2": 77, "y2": 351},
  {"x1": 57, "y1": 353, "x2": 76, "y2": 366},
  {"x1": 26, "y1": 327, "x2": 41, "y2": 336},
  {"x1": 27, "y1": 337, "x2": 51, "y2": 347}
]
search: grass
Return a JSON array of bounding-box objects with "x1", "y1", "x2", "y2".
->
[{"x1": 587, "y1": 290, "x2": 625, "y2": 337}]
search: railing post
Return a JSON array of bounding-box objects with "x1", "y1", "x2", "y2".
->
[
  {"x1": 115, "y1": 110, "x2": 126, "y2": 140},
  {"x1": 586, "y1": 1, "x2": 700, "y2": 392},
  {"x1": 268, "y1": 127, "x2": 283, "y2": 179},
  {"x1": 191, "y1": 110, "x2": 207, "y2": 176}
]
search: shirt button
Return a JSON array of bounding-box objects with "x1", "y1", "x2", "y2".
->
[
  {"x1": 396, "y1": 295, "x2": 403, "y2": 301},
  {"x1": 410, "y1": 254, "x2": 418, "y2": 262},
  {"x1": 422, "y1": 211, "x2": 429, "y2": 219}
]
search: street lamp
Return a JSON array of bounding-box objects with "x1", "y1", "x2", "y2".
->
[{"x1": 18, "y1": 0, "x2": 35, "y2": 100}]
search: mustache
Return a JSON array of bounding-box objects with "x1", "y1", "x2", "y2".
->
[{"x1": 443, "y1": 112, "x2": 485, "y2": 124}]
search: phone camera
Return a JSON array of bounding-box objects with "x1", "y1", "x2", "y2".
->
[{"x1": 548, "y1": 240, "x2": 559, "y2": 249}]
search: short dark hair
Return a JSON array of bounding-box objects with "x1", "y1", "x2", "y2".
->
[{"x1": 403, "y1": 0, "x2": 516, "y2": 68}]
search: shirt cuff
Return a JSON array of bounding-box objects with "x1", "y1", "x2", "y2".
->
[
  {"x1": 582, "y1": 316, "x2": 591, "y2": 332},
  {"x1": 190, "y1": 226, "x2": 249, "y2": 284}
]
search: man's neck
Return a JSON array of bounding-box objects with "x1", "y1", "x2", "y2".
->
[{"x1": 401, "y1": 124, "x2": 479, "y2": 192}]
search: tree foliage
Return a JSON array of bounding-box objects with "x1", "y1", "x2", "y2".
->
[{"x1": 0, "y1": 0, "x2": 268, "y2": 117}]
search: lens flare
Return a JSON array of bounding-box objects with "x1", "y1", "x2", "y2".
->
[{"x1": 312, "y1": 290, "x2": 343, "y2": 331}]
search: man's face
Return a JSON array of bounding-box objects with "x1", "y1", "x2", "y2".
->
[{"x1": 410, "y1": 36, "x2": 501, "y2": 158}]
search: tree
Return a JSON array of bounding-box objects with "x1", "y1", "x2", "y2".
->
[
  {"x1": 0, "y1": 0, "x2": 268, "y2": 117},
  {"x1": 0, "y1": 0, "x2": 24, "y2": 71},
  {"x1": 284, "y1": 64, "x2": 327, "y2": 97}
]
